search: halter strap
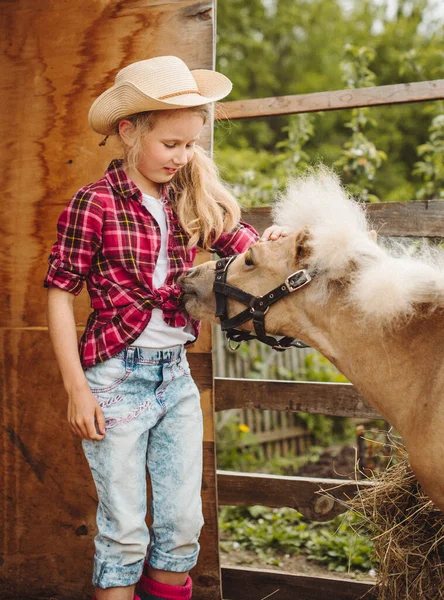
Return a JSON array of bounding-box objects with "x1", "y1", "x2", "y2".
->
[{"x1": 213, "y1": 255, "x2": 311, "y2": 351}]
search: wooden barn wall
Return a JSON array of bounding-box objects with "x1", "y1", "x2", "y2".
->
[{"x1": 0, "y1": 1, "x2": 220, "y2": 599}]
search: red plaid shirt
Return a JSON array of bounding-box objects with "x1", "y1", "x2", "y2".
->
[{"x1": 44, "y1": 159, "x2": 259, "y2": 368}]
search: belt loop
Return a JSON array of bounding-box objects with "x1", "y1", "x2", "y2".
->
[{"x1": 125, "y1": 347, "x2": 136, "y2": 372}]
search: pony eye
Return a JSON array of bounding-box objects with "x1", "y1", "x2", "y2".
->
[{"x1": 245, "y1": 249, "x2": 254, "y2": 266}]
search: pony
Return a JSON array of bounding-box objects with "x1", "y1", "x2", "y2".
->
[{"x1": 181, "y1": 167, "x2": 444, "y2": 512}]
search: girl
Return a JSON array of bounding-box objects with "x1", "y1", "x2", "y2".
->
[{"x1": 45, "y1": 56, "x2": 287, "y2": 600}]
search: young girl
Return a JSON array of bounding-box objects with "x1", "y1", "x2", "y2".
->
[{"x1": 45, "y1": 56, "x2": 287, "y2": 600}]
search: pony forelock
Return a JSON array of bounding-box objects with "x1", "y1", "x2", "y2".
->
[{"x1": 272, "y1": 166, "x2": 444, "y2": 325}]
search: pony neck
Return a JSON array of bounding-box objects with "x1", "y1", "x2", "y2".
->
[{"x1": 299, "y1": 293, "x2": 444, "y2": 436}]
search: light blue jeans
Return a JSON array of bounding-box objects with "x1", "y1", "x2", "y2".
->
[{"x1": 82, "y1": 346, "x2": 204, "y2": 589}]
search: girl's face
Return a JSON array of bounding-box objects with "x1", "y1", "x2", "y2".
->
[{"x1": 122, "y1": 111, "x2": 205, "y2": 196}]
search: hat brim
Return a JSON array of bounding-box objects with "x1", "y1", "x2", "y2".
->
[{"x1": 89, "y1": 69, "x2": 232, "y2": 135}]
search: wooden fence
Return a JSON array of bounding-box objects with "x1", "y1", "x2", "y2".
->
[
  {"x1": 214, "y1": 326, "x2": 315, "y2": 458},
  {"x1": 213, "y1": 77, "x2": 444, "y2": 599}
]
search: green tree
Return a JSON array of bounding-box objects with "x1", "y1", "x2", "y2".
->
[
  {"x1": 215, "y1": 0, "x2": 444, "y2": 204},
  {"x1": 334, "y1": 45, "x2": 387, "y2": 202},
  {"x1": 414, "y1": 114, "x2": 444, "y2": 200}
]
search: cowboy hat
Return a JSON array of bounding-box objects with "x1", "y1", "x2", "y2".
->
[{"x1": 88, "y1": 56, "x2": 233, "y2": 135}]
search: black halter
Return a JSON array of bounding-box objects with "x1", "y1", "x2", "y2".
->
[{"x1": 213, "y1": 255, "x2": 311, "y2": 351}]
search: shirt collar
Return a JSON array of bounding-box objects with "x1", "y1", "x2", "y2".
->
[{"x1": 105, "y1": 159, "x2": 173, "y2": 204}]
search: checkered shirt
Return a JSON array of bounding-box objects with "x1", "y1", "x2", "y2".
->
[{"x1": 44, "y1": 159, "x2": 259, "y2": 368}]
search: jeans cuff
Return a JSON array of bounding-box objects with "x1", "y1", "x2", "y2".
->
[
  {"x1": 93, "y1": 556, "x2": 144, "y2": 588},
  {"x1": 148, "y1": 544, "x2": 200, "y2": 572}
]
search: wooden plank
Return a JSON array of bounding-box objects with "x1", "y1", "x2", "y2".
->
[
  {"x1": 247, "y1": 425, "x2": 307, "y2": 445},
  {"x1": 1, "y1": 0, "x2": 216, "y2": 329},
  {"x1": 189, "y1": 352, "x2": 213, "y2": 391},
  {"x1": 217, "y1": 471, "x2": 372, "y2": 522},
  {"x1": 193, "y1": 441, "x2": 222, "y2": 599},
  {"x1": 0, "y1": 329, "x2": 97, "y2": 600},
  {"x1": 1, "y1": 1, "x2": 222, "y2": 599},
  {"x1": 216, "y1": 79, "x2": 444, "y2": 121},
  {"x1": 368, "y1": 200, "x2": 444, "y2": 237},
  {"x1": 221, "y1": 567, "x2": 376, "y2": 600},
  {"x1": 242, "y1": 202, "x2": 444, "y2": 238},
  {"x1": 231, "y1": 424, "x2": 307, "y2": 447},
  {"x1": 215, "y1": 378, "x2": 381, "y2": 420}
]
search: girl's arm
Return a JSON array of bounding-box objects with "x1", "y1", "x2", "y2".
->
[{"x1": 47, "y1": 287, "x2": 105, "y2": 441}]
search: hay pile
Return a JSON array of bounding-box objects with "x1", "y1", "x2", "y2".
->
[{"x1": 349, "y1": 454, "x2": 444, "y2": 600}]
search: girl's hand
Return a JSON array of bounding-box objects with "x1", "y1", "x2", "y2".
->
[
  {"x1": 68, "y1": 383, "x2": 106, "y2": 440},
  {"x1": 261, "y1": 225, "x2": 290, "y2": 242},
  {"x1": 369, "y1": 229, "x2": 377, "y2": 241}
]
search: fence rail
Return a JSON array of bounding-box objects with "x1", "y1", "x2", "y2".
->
[
  {"x1": 221, "y1": 567, "x2": 377, "y2": 600},
  {"x1": 215, "y1": 378, "x2": 381, "y2": 419},
  {"x1": 216, "y1": 78, "x2": 444, "y2": 120},
  {"x1": 241, "y1": 201, "x2": 444, "y2": 238},
  {"x1": 217, "y1": 471, "x2": 373, "y2": 521}
]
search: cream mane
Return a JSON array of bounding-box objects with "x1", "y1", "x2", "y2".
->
[{"x1": 272, "y1": 167, "x2": 444, "y2": 325}]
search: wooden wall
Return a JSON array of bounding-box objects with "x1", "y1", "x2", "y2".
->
[{"x1": 0, "y1": 1, "x2": 221, "y2": 598}]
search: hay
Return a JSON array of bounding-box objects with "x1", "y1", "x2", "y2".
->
[{"x1": 348, "y1": 450, "x2": 444, "y2": 600}]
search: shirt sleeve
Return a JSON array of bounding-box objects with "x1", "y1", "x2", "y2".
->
[
  {"x1": 211, "y1": 221, "x2": 260, "y2": 258},
  {"x1": 43, "y1": 188, "x2": 103, "y2": 295}
]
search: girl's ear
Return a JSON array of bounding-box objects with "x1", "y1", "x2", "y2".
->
[
  {"x1": 295, "y1": 227, "x2": 311, "y2": 260},
  {"x1": 118, "y1": 119, "x2": 137, "y2": 147}
]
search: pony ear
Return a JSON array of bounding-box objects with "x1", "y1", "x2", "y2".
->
[{"x1": 295, "y1": 227, "x2": 311, "y2": 260}]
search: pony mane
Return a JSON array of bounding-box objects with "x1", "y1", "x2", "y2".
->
[{"x1": 272, "y1": 166, "x2": 444, "y2": 325}]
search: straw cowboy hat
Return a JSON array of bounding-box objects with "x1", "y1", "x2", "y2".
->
[{"x1": 89, "y1": 56, "x2": 233, "y2": 136}]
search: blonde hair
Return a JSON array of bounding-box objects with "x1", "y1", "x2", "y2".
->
[{"x1": 116, "y1": 107, "x2": 240, "y2": 250}]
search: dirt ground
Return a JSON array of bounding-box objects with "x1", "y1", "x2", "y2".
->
[{"x1": 220, "y1": 546, "x2": 375, "y2": 582}]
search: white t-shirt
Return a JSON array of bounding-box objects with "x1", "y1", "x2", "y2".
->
[{"x1": 131, "y1": 193, "x2": 195, "y2": 348}]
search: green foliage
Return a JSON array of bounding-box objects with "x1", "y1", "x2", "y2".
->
[
  {"x1": 340, "y1": 44, "x2": 377, "y2": 89},
  {"x1": 275, "y1": 114, "x2": 315, "y2": 180},
  {"x1": 215, "y1": 0, "x2": 444, "y2": 204},
  {"x1": 305, "y1": 513, "x2": 375, "y2": 572},
  {"x1": 216, "y1": 417, "x2": 260, "y2": 471},
  {"x1": 334, "y1": 45, "x2": 387, "y2": 202},
  {"x1": 219, "y1": 505, "x2": 375, "y2": 573},
  {"x1": 216, "y1": 114, "x2": 315, "y2": 207},
  {"x1": 219, "y1": 506, "x2": 310, "y2": 565},
  {"x1": 300, "y1": 352, "x2": 348, "y2": 383},
  {"x1": 414, "y1": 113, "x2": 444, "y2": 200}
]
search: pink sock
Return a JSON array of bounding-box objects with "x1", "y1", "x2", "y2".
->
[
  {"x1": 93, "y1": 596, "x2": 140, "y2": 600},
  {"x1": 139, "y1": 574, "x2": 192, "y2": 600}
]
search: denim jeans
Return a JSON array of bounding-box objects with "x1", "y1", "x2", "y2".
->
[{"x1": 82, "y1": 346, "x2": 204, "y2": 589}]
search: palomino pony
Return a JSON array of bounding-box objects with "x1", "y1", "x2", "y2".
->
[{"x1": 181, "y1": 167, "x2": 444, "y2": 512}]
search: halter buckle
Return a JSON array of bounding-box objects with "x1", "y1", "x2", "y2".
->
[{"x1": 284, "y1": 269, "x2": 311, "y2": 292}]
